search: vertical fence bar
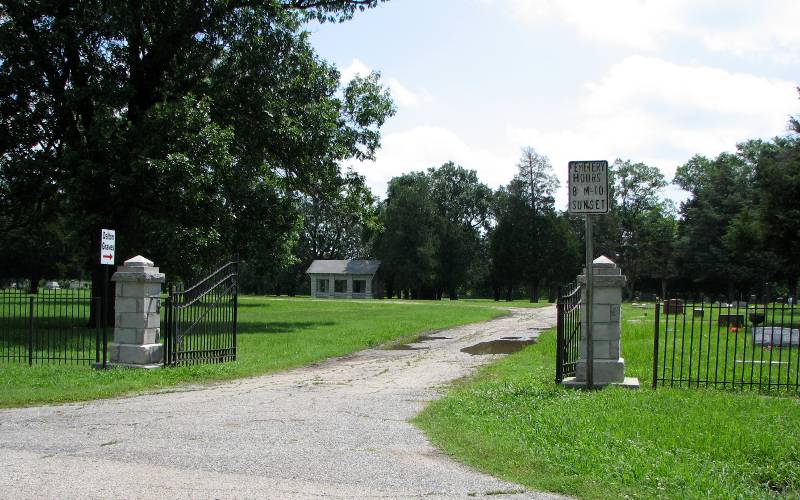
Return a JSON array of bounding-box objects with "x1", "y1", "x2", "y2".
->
[
  {"x1": 95, "y1": 298, "x2": 101, "y2": 364},
  {"x1": 556, "y1": 287, "x2": 564, "y2": 384},
  {"x1": 652, "y1": 301, "x2": 660, "y2": 389},
  {"x1": 165, "y1": 284, "x2": 173, "y2": 367},
  {"x1": 27, "y1": 296, "x2": 34, "y2": 366},
  {"x1": 232, "y1": 262, "x2": 238, "y2": 361}
]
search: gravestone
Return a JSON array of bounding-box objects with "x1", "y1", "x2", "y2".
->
[
  {"x1": 693, "y1": 308, "x2": 704, "y2": 318},
  {"x1": 753, "y1": 327, "x2": 800, "y2": 347},
  {"x1": 718, "y1": 314, "x2": 744, "y2": 328},
  {"x1": 663, "y1": 299, "x2": 684, "y2": 315}
]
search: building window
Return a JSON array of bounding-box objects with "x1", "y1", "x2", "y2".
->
[
  {"x1": 317, "y1": 279, "x2": 328, "y2": 293},
  {"x1": 335, "y1": 280, "x2": 348, "y2": 293},
  {"x1": 353, "y1": 280, "x2": 366, "y2": 293}
]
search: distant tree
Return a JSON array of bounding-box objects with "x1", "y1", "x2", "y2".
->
[
  {"x1": 428, "y1": 162, "x2": 492, "y2": 299},
  {"x1": 673, "y1": 150, "x2": 766, "y2": 298},
  {"x1": 612, "y1": 159, "x2": 670, "y2": 297},
  {"x1": 488, "y1": 185, "x2": 529, "y2": 301},
  {"x1": 376, "y1": 162, "x2": 492, "y2": 299},
  {"x1": 514, "y1": 147, "x2": 559, "y2": 301},
  {"x1": 752, "y1": 135, "x2": 800, "y2": 301},
  {"x1": 375, "y1": 173, "x2": 440, "y2": 299}
]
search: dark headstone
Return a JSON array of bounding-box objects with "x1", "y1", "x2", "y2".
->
[
  {"x1": 718, "y1": 314, "x2": 744, "y2": 328},
  {"x1": 663, "y1": 299, "x2": 684, "y2": 315}
]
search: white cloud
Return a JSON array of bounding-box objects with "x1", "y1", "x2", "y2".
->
[
  {"x1": 348, "y1": 126, "x2": 517, "y2": 199},
  {"x1": 340, "y1": 59, "x2": 434, "y2": 109},
  {"x1": 339, "y1": 58, "x2": 371, "y2": 84},
  {"x1": 497, "y1": 0, "x2": 800, "y2": 61},
  {"x1": 508, "y1": 56, "x2": 800, "y2": 209}
]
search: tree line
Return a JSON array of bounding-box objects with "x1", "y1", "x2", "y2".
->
[{"x1": 270, "y1": 94, "x2": 799, "y2": 302}]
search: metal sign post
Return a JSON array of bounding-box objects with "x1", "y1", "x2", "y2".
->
[
  {"x1": 100, "y1": 229, "x2": 115, "y2": 368},
  {"x1": 568, "y1": 161, "x2": 609, "y2": 389},
  {"x1": 584, "y1": 213, "x2": 594, "y2": 389}
]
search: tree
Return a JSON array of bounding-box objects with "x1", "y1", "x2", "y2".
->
[
  {"x1": 488, "y1": 186, "x2": 529, "y2": 301},
  {"x1": 0, "y1": 2, "x2": 394, "y2": 311},
  {"x1": 513, "y1": 147, "x2": 559, "y2": 301},
  {"x1": 612, "y1": 159, "x2": 670, "y2": 297},
  {"x1": 673, "y1": 150, "x2": 765, "y2": 298},
  {"x1": 375, "y1": 173, "x2": 440, "y2": 299},
  {"x1": 376, "y1": 162, "x2": 492, "y2": 299},
  {"x1": 427, "y1": 162, "x2": 492, "y2": 299},
  {"x1": 753, "y1": 135, "x2": 800, "y2": 301}
]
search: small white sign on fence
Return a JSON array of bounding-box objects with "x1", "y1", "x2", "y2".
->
[{"x1": 100, "y1": 229, "x2": 115, "y2": 266}]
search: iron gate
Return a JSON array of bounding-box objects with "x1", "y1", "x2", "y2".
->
[
  {"x1": 556, "y1": 279, "x2": 581, "y2": 382},
  {"x1": 164, "y1": 260, "x2": 238, "y2": 366}
]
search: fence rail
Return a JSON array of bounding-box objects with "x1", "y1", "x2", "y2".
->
[
  {"x1": 0, "y1": 288, "x2": 105, "y2": 366},
  {"x1": 556, "y1": 279, "x2": 582, "y2": 383},
  {"x1": 164, "y1": 260, "x2": 238, "y2": 366},
  {"x1": 653, "y1": 299, "x2": 799, "y2": 393}
]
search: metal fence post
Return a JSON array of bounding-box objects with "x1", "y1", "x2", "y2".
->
[
  {"x1": 165, "y1": 283, "x2": 173, "y2": 367},
  {"x1": 652, "y1": 301, "x2": 660, "y2": 389},
  {"x1": 556, "y1": 288, "x2": 564, "y2": 383},
  {"x1": 27, "y1": 296, "x2": 34, "y2": 366},
  {"x1": 232, "y1": 258, "x2": 238, "y2": 361},
  {"x1": 95, "y1": 298, "x2": 101, "y2": 364}
]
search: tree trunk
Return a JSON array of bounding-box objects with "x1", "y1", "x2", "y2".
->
[
  {"x1": 28, "y1": 273, "x2": 42, "y2": 294},
  {"x1": 505, "y1": 285, "x2": 513, "y2": 302},
  {"x1": 529, "y1": 281, "x2": 541, "y2": 303}
]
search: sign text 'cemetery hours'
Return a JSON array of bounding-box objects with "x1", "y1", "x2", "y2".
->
[{"x1": 568, "y1": 160, "x2": 610, "y2": 214}]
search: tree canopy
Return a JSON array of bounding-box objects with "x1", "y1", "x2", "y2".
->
[{"x1": 0, "y1": 1, "x2": 394, "y2": 293}]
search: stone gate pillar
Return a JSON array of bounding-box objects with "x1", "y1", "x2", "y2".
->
[
  {"x1": 108, "y1": 255, "x2": 165, "y2": 368},
  {"x1": 568, "y1": 255, "x2": 639, "y2": 388}
]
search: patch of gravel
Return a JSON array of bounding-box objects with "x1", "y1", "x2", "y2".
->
[{"x1": 0, "y1": 306, "x2": 565, "y2": 499}]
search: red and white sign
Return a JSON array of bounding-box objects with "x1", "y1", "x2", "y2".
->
[{"x1": 100, "y1": 229, "x2": 115, "y2": 265}]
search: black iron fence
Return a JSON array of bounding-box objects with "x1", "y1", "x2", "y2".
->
[
  {"x1": 556, "y1": 279, "x2": 582, "y2": 383},
  {"x1": 0, "y1": 288, "x2": 106, "y2": 366},
  {"x1": 164, "y1": 260, "x2": 238, "y2": 366},
  {"x1": 653, "y1": 299, "x2": 799, "y2": 393}
]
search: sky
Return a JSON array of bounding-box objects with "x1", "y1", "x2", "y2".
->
[{"x1": 309, "y1": 0, "x2": 800, "y2": 209}]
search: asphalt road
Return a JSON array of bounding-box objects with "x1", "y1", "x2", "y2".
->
[{"x1": 0, "y1": 305, "x2": 562, "y2": 499}]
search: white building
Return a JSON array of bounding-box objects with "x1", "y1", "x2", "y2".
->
[{"x1": 306, "y1": 260, "x2": 381, "y2": 299}]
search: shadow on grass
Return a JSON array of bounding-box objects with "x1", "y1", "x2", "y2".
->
[{"x1": 237, "y1": 320, "x2": 336, "y2": 335}]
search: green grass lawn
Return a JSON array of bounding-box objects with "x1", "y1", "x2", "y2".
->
[
  {"x1": 415, "y1": 303, "x2": 800, "y2": 499},
  {"x1": 0, "y1": 296, "x2": 507, "y2": 408}
]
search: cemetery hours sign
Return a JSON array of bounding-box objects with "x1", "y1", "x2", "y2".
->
[
  {"x1": 568, "y1": 160, "x2": 609, "y2": 214},
  {"x1": 100, "y1": 229, "x2": 115, "y2": 265}
]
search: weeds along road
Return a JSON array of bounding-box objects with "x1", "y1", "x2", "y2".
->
[{"x1": 0, "y1": 305, "x2": 563, "y2": 499}]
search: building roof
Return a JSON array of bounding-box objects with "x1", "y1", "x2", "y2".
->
[{"x1": 306, "y1": 260, "x2": 381, "y2": 275}]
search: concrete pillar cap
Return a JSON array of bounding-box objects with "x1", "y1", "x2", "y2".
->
[
  {"x1": 593, "y1": 255, "x2": 616, "y2": 267},
  {"x1": 125, "y1": 255, "x2": 154, "y2": 267}
]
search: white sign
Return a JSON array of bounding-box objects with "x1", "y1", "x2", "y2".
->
[
  {"x1": 100, "y1": 229, "x2": 115, "y2": 265},
  {"x1": 568, "y1": 160, "x2": 609, "y2": 214}
]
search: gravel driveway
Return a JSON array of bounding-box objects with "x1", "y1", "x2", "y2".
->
[{"x1": 0, "y1": 305, "x2": 561, "y2": 499}]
